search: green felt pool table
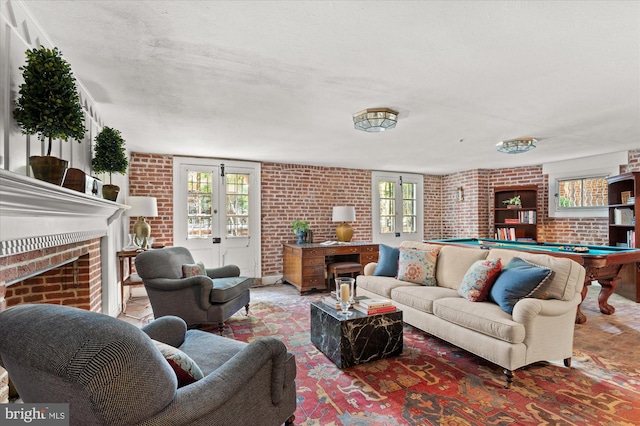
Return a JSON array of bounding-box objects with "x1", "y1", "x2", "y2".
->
[{"x1": 427, "y1": 238, "x2": 640, "y2": 324}]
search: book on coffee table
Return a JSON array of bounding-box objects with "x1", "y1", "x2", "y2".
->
[
  {"x1": 352, "y1": 304, "x2": 397, "y2": 315},
  {"x1": 358, "y1": 298, "x2": 393, "y2": 309}
]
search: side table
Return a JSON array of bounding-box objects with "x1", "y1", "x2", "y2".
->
[
  {"x1": 117, "y1": 250, "x2": 144, "y2": 312},
  {"x1": 310, "y1": 301, "x2": 403, "y2": 368}
]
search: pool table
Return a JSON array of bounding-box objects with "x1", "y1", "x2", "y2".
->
[{"x1": 427, "y1": 238, "x2": 640, "y2": 324}]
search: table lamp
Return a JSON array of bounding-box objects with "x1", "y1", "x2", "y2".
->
[
  {"x1": 127, "y1": 196, "x2": 158, "y2": 250},
  {"x1": 332, "y1": 206, "x2": 356, "y2": 242}
]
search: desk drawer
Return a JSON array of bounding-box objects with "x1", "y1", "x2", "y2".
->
[
  {"x1": 360, "y1": 253, "x2": 379, "y2": 264},
  {"x1": 303, "y1": 247, "x2": 326, "y2": 257},
  {"x1": 325, "y1": 246, "x2": 361, "y2": 255},
  {"x1": 303, "y1": 265, "x2": 325, "y2": 277},
  {"x1": 303, "y1": 256, "x2": 325, "y2": 266},
  {"x1": 302, "y1": 276, "x2": 325, "y2": 288}
]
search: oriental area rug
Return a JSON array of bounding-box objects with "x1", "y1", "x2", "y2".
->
[{"x1": 207, "y1": 283, "x2": 640, "y2": 426}]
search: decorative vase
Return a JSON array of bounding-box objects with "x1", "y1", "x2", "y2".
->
[
  {"x1": 296, "y1": 231, "x2": 307, "y2": 244},
  {"x1": 506, "y1": 204, "x2": 521, "y2": 209},
  {"x1": 29, "y1": 156, "x2": 68, "y2": 185},
  {"x1": 102, "y1": 184, "x2": 120, "y2": 201}
]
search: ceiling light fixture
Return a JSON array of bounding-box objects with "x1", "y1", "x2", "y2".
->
[
  {"x1": 496, "y1": 137, "x2": 537, "y2": 154},
  {"x1": 353, "y1": 108, "x2": 398, "y2": 132}
]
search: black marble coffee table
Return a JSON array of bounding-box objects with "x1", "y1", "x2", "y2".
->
[{"x1": 309, "y1": 301, "x2": 403, "y2": 368}]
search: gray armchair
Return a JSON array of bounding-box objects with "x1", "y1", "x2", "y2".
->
[
  {"x1": 135, "y1": 247, "x2": 252, "y2": 333},
  {"x1": 0, "y1": 304, "x2": 297, "y2": 426}
]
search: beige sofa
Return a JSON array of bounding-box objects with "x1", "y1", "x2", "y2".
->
[{"x1": 356, "y1": 241, "x2": 586, "y2": 388}]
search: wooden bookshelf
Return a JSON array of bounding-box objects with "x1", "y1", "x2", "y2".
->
[
  {"x1": 607, "y1": 172, "x2": 639, "y2": 302},
  {"x1": 494, "y1": 185, "x2": 538, "y2": 241}
]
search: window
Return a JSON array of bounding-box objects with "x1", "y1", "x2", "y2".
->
[
  {"x1": 187, "y1": 171, "x2": 213, "y2": 239},
  {"x1": 226, "y1": 173, "x2": 250, "y2": 237},
  {"x1": 557, "y1": 176, "x2": 608, "y2": 209},
  {"x1": 372, "y1": 172, "x2": 423, "y2": 244}
]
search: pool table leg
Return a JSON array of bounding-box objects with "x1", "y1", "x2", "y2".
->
[
  {"x1": 596, "y1": 276, "x2": 618, "y2": 316},
  {"x1": 576, "y1": 283, "x2": 588, "y2": 324}
]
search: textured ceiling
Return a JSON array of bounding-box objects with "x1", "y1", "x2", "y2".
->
[{"x1": 21, "y1": 0, "x2": 640, "y2": 174}]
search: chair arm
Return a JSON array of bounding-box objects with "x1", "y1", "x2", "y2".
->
[
  {"x1": 146, "y1": 337, "x2": 291, "y2": 424},
  {"x1": 141, "y1": 316, "x2": 188, "y2": 347},
  {"x1": 512, "y1": 296, "x2": 580, "y2": 324},
  {"x1": 206, "y1": 264, "x2": 240, "y2": 278},
  {"x1": 143, "y1": 277, "x2": 214, "y2": 310},
  {"x1": 363, "y1": 262, "x2": 377, "y2": 276}
]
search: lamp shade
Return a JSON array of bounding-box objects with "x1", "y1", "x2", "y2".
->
[
  {"x1": 496, "y1": 137, "x2": 537, "y2": 154},
  {"x1": 332, "y1": 206, "x2": 356, "y2": 223},
  {"x1": 127, "y1": 196, "x2": 158, "y2": 217},
  {"x1": 353, "y1": 108, "x2": 398, "y2": 132}
]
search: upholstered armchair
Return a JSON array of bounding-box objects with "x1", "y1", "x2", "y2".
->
[
  {"x1": 135, "y1": 247, "x2": 252, "y2": 333},
  {"x1": 0, "y1": 304, "x2": 297, "y2": 426}
]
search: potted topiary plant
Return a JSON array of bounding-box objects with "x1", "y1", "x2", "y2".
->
[
  {"x1": 13, "y1": 46, "x2": 87, "y2": 185},
  {"x1": 92, "y1": 126, "x2": 128, "y2": 201},
  {"x1": 291, "y1": 219, "x2": 309, "y2": 244}
]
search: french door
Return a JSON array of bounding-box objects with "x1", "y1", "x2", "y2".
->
[
  {"x1": 372, "y1": 171, "x2": 424, "y2": 245},
  {"x1": 173, "y1": 157, "x2": 261, "y2": 277}
]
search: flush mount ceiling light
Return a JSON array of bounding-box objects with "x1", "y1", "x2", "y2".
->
[
  {"x1": 353, "y1": 108, "x2": 398, "y2": 132},
  {"x1": 496, "y1": 137, "x2": 537, "y2": 154}
]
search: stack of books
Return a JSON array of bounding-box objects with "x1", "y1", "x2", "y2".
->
[
  {"x1": 353, "y1": 298, "x2": 396, "y2": 315},
  {"x1": 322, "y1": 296, "x2": 351, "y2": 310}
]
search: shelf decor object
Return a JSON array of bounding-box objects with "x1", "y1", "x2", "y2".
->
[
  {"x1": 332, "y1": 206, "x2": 356, "y2": 242},
  {"x1": 353, "y1": 108, "x2": 398, "y2": 132},
  {"x1": 127, "y1": 196, "x2": 158, "y2": 250},
  {"x1": 496, "y1": 137, "x2": 537, "y2": 154}
]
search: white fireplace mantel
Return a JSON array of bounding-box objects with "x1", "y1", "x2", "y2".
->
[{"x1": 0, "y1": 169, "x2": 129, "y2": 256}]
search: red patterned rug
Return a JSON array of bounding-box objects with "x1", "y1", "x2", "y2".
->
[{"x1": 218, "y1": 285, "x2": 640, "y2": 425}]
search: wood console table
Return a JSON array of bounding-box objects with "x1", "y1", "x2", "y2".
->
[
  {"x1": 117, "y1": 250, "x2": 144, "y2": 312},
  {"x1": 282, "y1": 242, "x2": 379, "y2": 294}
]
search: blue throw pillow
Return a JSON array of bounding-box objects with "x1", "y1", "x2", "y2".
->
[
  {"x1": 373, "y1": 244, "x2": 400, "y2": 277},
  {"x1": 489, "y1": 257, "x2": 553, "y2": 314}
]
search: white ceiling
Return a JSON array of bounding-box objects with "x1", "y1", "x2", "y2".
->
[{"x1": 22, "y1": 1, "x2": 640, "y2": 174}]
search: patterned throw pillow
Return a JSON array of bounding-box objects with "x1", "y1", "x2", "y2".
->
[
  {"x1": 373, "y1": 244, "x2": 400, "y2": 277},
  {"x1": 458, "y1": 258, "x2": 502, "y2": 302},
  {"x1": 397, "y1": 247, "x2": 440, "y2": 286},
  {"x1": 489, "y1": 257, "x2": 553, "y2": 314},
  {"x1": 182, "y1": 262, "x2": 206, "y2": 278},
  {"x1": 152, "y1": 339, "x2": 205, "y2": 387}
]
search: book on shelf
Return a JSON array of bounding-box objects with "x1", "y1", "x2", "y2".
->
[
  {"x1": 614, "y1": 208, "x2": 634, "y2": 225},
  {"x1": 357, "y1": 298, "x2": 393, "y2": 309},
  {"x1": 352, "y1": 304, "x2": 397, "y2": 315}
]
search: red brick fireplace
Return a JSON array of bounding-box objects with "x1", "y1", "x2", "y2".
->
[{"x1": 0, "y1": 169, "x2": 127, "y2": 402}]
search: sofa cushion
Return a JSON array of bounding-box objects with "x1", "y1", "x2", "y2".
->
[
  {"x1": 391, "y1": 285, "x2": 458, "y2": 314},
  {"x1": 489, "y1": 257, "x2": 552, "y2": 314},
  {"x1": 182, "y1": 262, "x2": 206, "y2": 278},
  {"x1": 434, "y1": 246, "x2": 490, "y2": 290},
  {"x1": 433, "y1": 298, "x2": 526, "y2": 344},
  {"x1": 397, "y1": 247, "x2": 440, "y2": 285},
  {"x1": 458, "y1": 258, "x2": 502, "y2": 302},
  {"x1": 373, "y1": 244, "x2": 400, "y2": 277},
  {"x1": 153, "y1": 339, "x2": 204, "y2": 387},
  {"x1": 210, "y1": 277, "x2": 253, "y2": 303},
  {"x1": 485, "y1": 248, "x2": 582, "y2": 301},
  {"x1": 356, "y1": 275, "x2": 419, "y2": 299}
]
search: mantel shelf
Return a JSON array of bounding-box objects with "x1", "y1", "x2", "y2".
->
[{"x1": 0, "y1": 169, "x2": 129, "y2": 252}]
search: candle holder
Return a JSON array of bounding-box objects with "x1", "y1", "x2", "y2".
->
[
  {"x1": 335, "y1": 277, "x2": 356, "y2": 304},
  {"x1": 337, "y1": 279, "x2": 353, "y2": 317}
]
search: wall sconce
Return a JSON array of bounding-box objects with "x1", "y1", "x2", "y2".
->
[{"x1": 456, "y1": 187, "x2": 464, "y2": 202}]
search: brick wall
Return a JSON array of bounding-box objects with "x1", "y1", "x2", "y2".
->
[
  {"x1": 261, "y1": 163, "x2": 372, "y2": 276},
  {"x1": 129, "y1": 150, "x2": 638, "y2": 277},
  {"x1": 1, "y1": 239, "x2": 102, "y2": 312},
  {"x1": 128, "y1": 153, "x2": 174, "y2": 247},
  {"x1": 423, "y1": 175, "x2": 443, "y2": 239}
]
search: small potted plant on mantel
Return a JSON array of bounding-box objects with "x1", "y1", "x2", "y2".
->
[
  {"x1": 503, "y1": 195, "x2": 522, "y2": 209},
  {"x1": 291, "y1": 220, "x2": 309, "y2": 244},
  {"x1": 92, "y1": 126, "x2": 128, "y2": 201},
  {"x1": 13, "y1": 46, "x2": 87, "y2": 185}
]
